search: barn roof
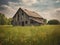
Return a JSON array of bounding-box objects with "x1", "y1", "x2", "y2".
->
[
  {"x1": 13, "y1": 8, "x2": 44, "y2": 24},
  {"x1": 20, "y1": 8, "x2": 43, "y2": 18},
  {"x1": 13, "y1": 8, "x2": 43, "y2": 19}
]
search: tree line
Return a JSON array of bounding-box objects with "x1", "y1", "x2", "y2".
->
[
  {"x1": 0, "y1": 13, "x2": 60, "y2": 25},
  {"x1": 0, "y1": 13, "x2": 12, "y2": 25}
]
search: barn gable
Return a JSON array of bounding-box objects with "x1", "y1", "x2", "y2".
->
[{"x1": 11, "y1": 8, "x2": 45, "y2": 26}]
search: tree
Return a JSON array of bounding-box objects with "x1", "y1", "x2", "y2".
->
[
  {"x1": 0, "y1": 13, "x2": 12, "y2": 25},
  {"x1": 7, "y1": 18, "x2": 12, "y2": 25},
  {"x1": 43, "y1": 19, "x2": 47, "y2": 24},
  {"x1": 48, "y1": 19, "x2": 60, "y2": 25},
  {"x1": 0, "y1": 13, "x2": 7, "y2": 25}
]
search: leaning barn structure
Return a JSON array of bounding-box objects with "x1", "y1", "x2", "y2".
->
[{"x1": 11, "y1": 8, "x2": 45, "y2": 26}]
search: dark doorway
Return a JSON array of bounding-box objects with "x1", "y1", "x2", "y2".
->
[
  {"x1": 25, "y1": 21, "x2": 28, "y2": 24},
  {"x1": 22, "y1": 21, "x2": 24, "y2": 26}
]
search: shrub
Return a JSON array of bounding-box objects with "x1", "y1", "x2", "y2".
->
[{"x1": 48, "y1": 20, "x2": 60, "y2": 25}]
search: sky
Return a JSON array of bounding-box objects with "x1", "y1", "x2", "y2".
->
[{"x1": 0, "y1": 0, "x2": 60, "y2": 21}]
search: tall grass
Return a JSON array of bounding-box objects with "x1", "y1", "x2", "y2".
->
[{"x1": 0, "y1": 25, "x2": 60, "y2": 45}]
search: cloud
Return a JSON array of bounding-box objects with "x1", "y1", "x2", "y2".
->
[
  {"x1": 56, "y1": 0, "x2": 60, "y2": 3},
  {"x1": 0, "y1": 0, "x2": 60, "y2": 21},
  {"x1": 0, "y1": 5, "x2": 16, "y2": 18},
  {"x1": 21, "y1": 0, "x2": 37, "y2": 6},
  {"x1": 0, "y1": 0, "x2": 60, "y2": 11},
  {"x1": 38, "y1": 8, "x2": 60, "y2": 21}
]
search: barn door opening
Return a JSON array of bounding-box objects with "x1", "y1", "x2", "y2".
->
[{"x1": 22, "y1": 21, "x2": 24, "y2": 26}]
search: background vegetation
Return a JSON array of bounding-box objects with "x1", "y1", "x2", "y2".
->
[
  {"x1": 0, "y1": 13, "x2": 12, "y2": 25},
  {"x1": 48, "y1": 20, "x2": 60, "y2": 25},
  {"x1": 0, "y1": 25, "x2": 60, "y2": 45},
  {"x1": 0, "y1": 13, "x2": 60, "y2": 25}
]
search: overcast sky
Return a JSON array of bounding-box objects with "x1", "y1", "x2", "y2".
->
[{"x1": 0, "y1": 0, "x2": 60, "y2": 21}]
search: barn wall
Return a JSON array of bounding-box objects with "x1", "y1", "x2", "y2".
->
[
  {"x1": 12, "y1": 8, "x2": 44, "y2": 26},
  {"x1": 13, "y1": 9, "x2": 31, "y2": 26},
  {"x1": 29, "y1": 17, "x2": 44, "y2": 25}
]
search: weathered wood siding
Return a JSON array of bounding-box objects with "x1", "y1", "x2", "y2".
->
[
  {"x1": 12, "y1": 8, "x2": 31, "y2": 26},
  {"x1": 12, "y1": 8, "x2": 44, "y2": 26}
]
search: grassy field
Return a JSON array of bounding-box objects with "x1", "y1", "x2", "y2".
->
[{"x1": 0, "y1": 25, "x2": 60, "y2": 45}]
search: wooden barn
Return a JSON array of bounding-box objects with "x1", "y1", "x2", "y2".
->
[{"x1": 11, "y1": 8, "x2": 45, "y2": 26}]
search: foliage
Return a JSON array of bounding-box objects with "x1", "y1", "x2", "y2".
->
[
  {"x1": 0, "y1": 13, "x2": 12, "y2": 25},
  {"x1": 0, "y1": 25, "x2": 60, "y2": 45},
  {"x1": 48, "y1": 20, "x2": 60, "y2": 25},
  {"x1": 7, "y1": 18, "x2": 12, "y2": 25},
  {"x1": 50, "y1": 29, "x2": 60, "y2": 45},
  {"x1": 0, "y1": 13, "x2": 7, "y2": 25},
  {"x1": 43, "y1": 19, "x2": 47, "y2": 24}
]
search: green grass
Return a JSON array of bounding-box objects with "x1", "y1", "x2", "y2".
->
[{"x1": 0, "y1": 25, "x2": 60, "y2": 45}]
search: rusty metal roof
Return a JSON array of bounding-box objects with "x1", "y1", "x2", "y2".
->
[{"x1": 19, "y1": 8, "x2": 43, "y2": 18}]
